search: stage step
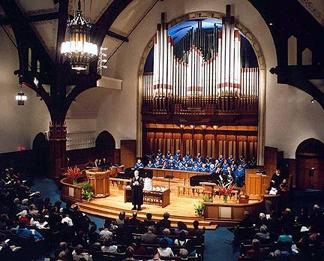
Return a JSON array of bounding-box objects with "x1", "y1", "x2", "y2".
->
[{"x1": 77, "y1": 202, "x2": 217, "y2": 230}]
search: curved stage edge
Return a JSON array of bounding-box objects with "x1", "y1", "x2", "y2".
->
[{"x1": 60, "y1": 177, "x2": 268, "y2": 229}]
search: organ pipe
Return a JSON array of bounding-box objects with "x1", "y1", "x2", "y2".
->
[{"x1": 144, "y1": 13, "x2": 259, "y2": 113}]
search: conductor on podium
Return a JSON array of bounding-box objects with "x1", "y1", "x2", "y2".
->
[{"x1": 131, "y1": 170, "x2": 144, "y2": 210}]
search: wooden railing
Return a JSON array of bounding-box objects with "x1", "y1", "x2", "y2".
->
[{"x1": 60, "y1": 177, "x2": 83, "y2": 203}]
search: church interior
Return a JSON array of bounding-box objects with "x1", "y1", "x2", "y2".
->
[{"x1": 0, "y1": 0, "x2": 323, "y2": 260}]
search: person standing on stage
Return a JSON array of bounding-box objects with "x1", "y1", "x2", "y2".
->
[{"x1": 131, "y1": 170, "x2": 144, "y2": 210}]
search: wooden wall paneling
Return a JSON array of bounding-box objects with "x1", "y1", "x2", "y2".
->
[
  {"x1": 297, "y1": 157, "x2": 324, "y2": 190},
  {"x1": 284, "y1": 158, "x2": 296, "y2": 188},
  {"x1": 120, "y1": 140, "x2": 136, "y2": 168},
  {"x1": 264, "y1": 146, "x2": 278, "y2": 176}
]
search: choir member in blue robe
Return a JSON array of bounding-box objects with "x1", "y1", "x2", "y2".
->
[
  {"x1": 218, "y1": 155, "x2": 224, "y2": 165},
  {"x1": 192, "y1": 164, "x2": 199, "y2": 172},
  {"x1": 146, "y1": 160, "x2": 154, "y2": 168},
  {"x1": 199, "y1": 163, "x2": 208, "y2": 172},
  {"x1": 153, "y1": 160, "x2": 161, "y2": 168},
  {"x1": 196, "y1": 152, "x2": 202, "y2": 162},
  {"x1": 222, "y1": 159, "x2": 229, "y2": 173},
  {"x1": 184, "y1": 163, "x2": 192, "y2": 171},
  {"x1": 234, "y1": 165, "x2": 245, "y2": 187},
  {"x1": 134, "y1": 159, "x2": 144, "y2": 170},
  {"x1": 248, "y1": 157, "x2": 257, "y2": 168},
  {"x1": 184, "y1": 153, "x2": 191, "y2": 162},
  {"x1": 196, "y1": 158, "x2": 203, "y2": 168},
  {"x1": 227, "y1": 155, "x2": 234, "y2": 165},
  {"x1": 166, "y1": 150, "x2": 172, "y2": 160},
  {"x1": 168, "y1": 155, "x2": 174, "y2": 165},
  {"x1": 161, "y1": 155, "x2": 167, "y2": 165},
  {"x1": 209, "y1": 164, "x2": 216, "y2": 173},
  {"x1": 174, "y1": 150, "x2": 181, "y2": 161},
  {"x1": 205, "y1": 157, "x2": 211, "y2": 168},
  {"x1": 169, "y1": 161, "x2": 175, "y2": 169},
  {"x1": 162, "y1": 161, "x2": 169, "y2": 169},
  {"x1": 214, "y1": 159, "x2": 221, "y2": 168},
  {"x1": 188, "y1": 158, "x2": 195, "y2": 167},
  {"x1": 177, "y1": 162, "x2": 184, "y2": 170},
  {"x1": 174, "y1": 158, "x2": 181, "y2": 169},
  {"x1": 157, "y1": 149, "x2": 162, "y2": 158}
]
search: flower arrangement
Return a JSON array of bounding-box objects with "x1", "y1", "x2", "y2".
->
[
  {"x1": 194, "y1": 201, "x2": 205, "y2": 217},
  {"x1": 81, "y1": 182, "x2": 94, "y2": 201},
  {"x1": 216, "y1": 180, "x2": 234, "y2": 203},
  {"x1": 66, "y1": 166, "x2": 85, "y2": 184}
]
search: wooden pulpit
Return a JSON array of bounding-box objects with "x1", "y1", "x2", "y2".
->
[
  {"x1": 86, "y1": 169, "x2": 110, "y2": 198},
  {"x1": 245, "y1": 169, "x2": 269, "y2": 200}
]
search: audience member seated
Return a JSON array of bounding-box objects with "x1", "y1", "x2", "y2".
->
[
  {"x1": 158, "y1": 238, "x2": 174, "y2": 257},
  {"x1": 141, "y1": 226, "x2": 158, "y2": 244}
]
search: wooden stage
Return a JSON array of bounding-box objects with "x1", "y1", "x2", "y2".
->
[
  {"x1": 74, "y1": 175, "x2": 265, "y2": 229},
  {"x1": 77, "y1": 179, "x2": 218, "y2": 229}
]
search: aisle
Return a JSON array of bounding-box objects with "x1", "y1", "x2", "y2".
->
[{"x1": 204, "y1": 227, "x2": 236, "y2": 261}]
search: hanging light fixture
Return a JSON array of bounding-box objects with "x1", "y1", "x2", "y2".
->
[
  {"x1": 61, "y1": 0, "x2": 98, "y2": 71},
  {"x1": 16, "y1": 83, "x2": 27, "y2": 105}
]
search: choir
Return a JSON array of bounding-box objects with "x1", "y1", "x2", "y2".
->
[{"x1": 134, "y1": 150, "x2": 257, "y2": 186}]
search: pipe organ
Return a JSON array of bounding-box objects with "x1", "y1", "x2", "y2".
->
[
  {"x1": 142, "y1": 13, "x2": 259, "y2": 118},
  {"x1": 142, "y1": 7, "x2": 259, "y2": 160}
]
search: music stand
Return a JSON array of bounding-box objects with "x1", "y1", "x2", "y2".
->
[{"x1": 164, "y1": 174, "x2": 173, "y2": 189}]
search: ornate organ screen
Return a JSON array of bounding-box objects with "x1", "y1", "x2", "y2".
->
[{"x1": 141, "y1": 11, "x2": 259, "y2": 160}]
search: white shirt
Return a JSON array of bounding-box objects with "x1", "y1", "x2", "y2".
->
[
  {"x1": 61, "y1": 216, "x2": 73, "y2": 226},
  {"x1": 99, "y1": 229, "x2": 113, "y2": 239},
  {"x1": 158, "y1": 247, "x2": 174, "y2": 257}
]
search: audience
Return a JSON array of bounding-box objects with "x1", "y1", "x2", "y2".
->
[
  {"x1": 237, "y1": 203, "x2": 324, "y2": 260},
  {"x1": 0, "y1": 168, "x2": 205, "y2": 260}
]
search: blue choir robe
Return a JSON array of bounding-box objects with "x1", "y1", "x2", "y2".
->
[
  {"x1": 184, "y1": 165, "x2": 192, "y2": 171},
  {"x1": 218, "y1": 157, "x2": 224, "y2": 165},
  {"x1": 199, "y1": 166, "x2": 208, "y2": 172},
  {"x1": 166, "y1": 152, "x2": 172, "y2": 160},
  {"x1": 174, "y1": 160, "x2": 181, "y2": 168},
  {"x1": 154, "y1": 161, "x2": 161, "y2": 168},
  {"x1": 222, "y1": 163, "x2": 229, "y2": 173},
  {"x1": 209, "y1": 166, "x2": 216, "y2": 173},
  {"x1": 235, "y1": 167, "x2": 245, "y2": 178},
  {"x1": 177, "y1": 162, "x2": 184, "y2": 170},
  {"x1": 196, "y1": 160, "x2": 203, "y2": 168},
  {"x1": 184, "y1": 154, "x2": 191, "y2": 162},
  {"x1": 174, "y1": 152, "x2": 181, "y2": 161},
  {"x1": 146, "y1": 163, "x2": 154, "y2": 168},
  {"x1": 134, "y1": 162, "x2": 144, "y2": 169},
  {"x1": 192, "y1": 165, "x2": 199, "y2": 172},
  {"x1": 227, "y1": 157, "x2": 234, "y2": 165}
]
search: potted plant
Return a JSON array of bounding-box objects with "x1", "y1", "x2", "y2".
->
[
  {"x1": 194, "y1": 202, "x2": 205, "y2": 217},
  {"x1": 81, "y1": 182, "x2": 94, "y2": 201}
]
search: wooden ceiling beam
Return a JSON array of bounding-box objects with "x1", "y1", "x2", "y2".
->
[{"x1": 0, "y1": 11, "x2": 59, "y2": 25}]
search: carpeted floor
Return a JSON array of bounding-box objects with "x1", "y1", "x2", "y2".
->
[{"x1": 31, "y1": 178, "x2": 235, "y2": 260}]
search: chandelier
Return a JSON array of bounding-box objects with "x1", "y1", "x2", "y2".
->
[
  {"x1": 61, "y1": 0, "x2": 98, "y2": 71},
  {"x1": 16, "y1": 84, "x2": 27, "y2": 105}
]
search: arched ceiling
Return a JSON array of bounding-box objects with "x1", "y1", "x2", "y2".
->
[{"x1": 0, "y1": 0, "x2": 323, "y2": 110}]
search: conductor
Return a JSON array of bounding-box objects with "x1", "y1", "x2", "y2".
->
[{"x1": 131, "y1": 170, "x2": 144, "y2": 210}]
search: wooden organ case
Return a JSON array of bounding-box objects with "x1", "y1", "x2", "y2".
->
[{"x1": 141, "y1": 7, "x2": 259, "y2": 159}]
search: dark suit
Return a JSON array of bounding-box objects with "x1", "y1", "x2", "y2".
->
[{"x1": 131, "y1": 177, "x2": 144, "y2": 209}]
